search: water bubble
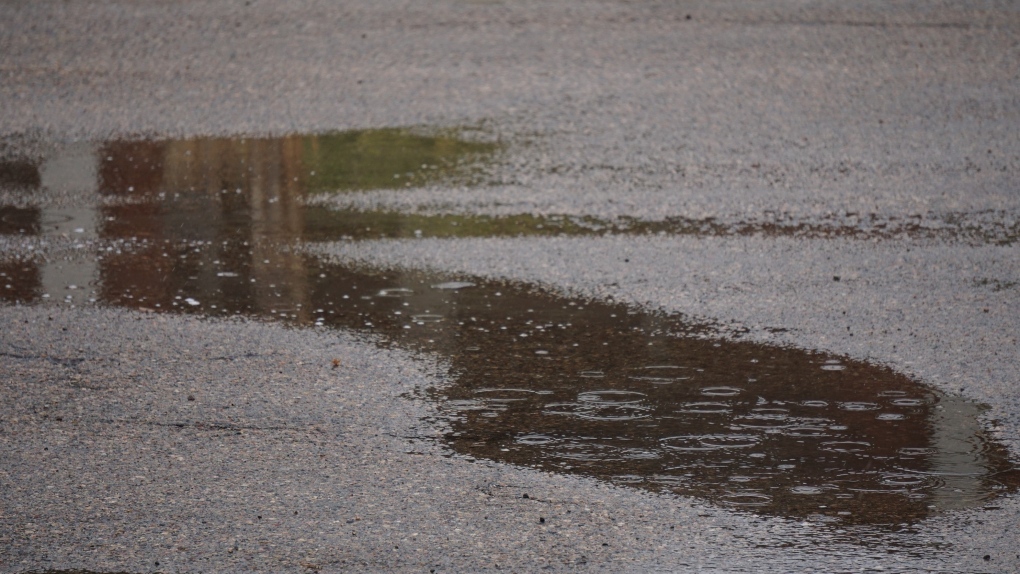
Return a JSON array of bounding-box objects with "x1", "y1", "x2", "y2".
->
[
  {"x1": 543, "y1": 401, "x2": 651, "y2": 421},
  {"x1": 749, "y1": 408, "x2": 790, "y2": 419},
  {"x1": 662, "y1": 434, "x2": 759, "y2": 452},
  {"x1": 516, "y1": 434, "x2": 556, "y2": 445},
  {"x1": 432, "y1": 281, "x2": 476, "y2": 290},
  {"x1": 821, "y1": 441, "x2": 872, "y2": 453},
  {"x1": 801, "y1": 400, "x2": 829, "y2": 408},
  {"x1": 877, "y1": 413, "x2": 906, "y2": 421},
  {"x1": 700, "y1": 386, "x2": 743, "y2": 397},
  {"x1": 839, "y1": 402, "x2": 880, "y2": 411},
  {"x1": 577, "y1": 405, "x2": 651, "y2": 421},
  {"x1": 377, "y1": 288, "x2": 414, "y2": 297},
  {"x1": 790, "y1": 486, "x2": 824, "y2": 495},
  {"x1": 629, "y1": 375, "x2": 690, "y2": 384},
  {"x1": 411, "y1": 314, "x2": 443, "y2": 323},
  {"x1": 880, "y1": 474, "x2": 928, "y2": 487}
]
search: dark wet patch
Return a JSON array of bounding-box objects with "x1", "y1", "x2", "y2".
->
[
  {"x1": 0, "y1": 259, "x2": 40, "y2": 303},
  {"x1": 300, "y1": 127, "x2": 498, "y2": 192},
  {"x1": 296, "y1": 266, "x2": 1018, "y2": 525},
  {"x1": 4, "y1": 134, "x2": 1019, "y2": 244},
  {"x1": 0, "y1": 160, "x2": 41, "y2": 189},
  {"x1": 974, "y1": 278, "x2": 1019, "y2": 292},
  {"x1": 0, "y1": 206, "x2": 42, "y2": 235},
  {"x1": 93, "y1": 127, "x2": 497, "y2": 199},
  {"x1": 304, "y1": 209, "x2": 1020, "y2": 243},
  {"x1": 301, "y1": 208, "x2": 601, "y2": 241},
  {"x1": 2, "y1": 132, "x2": 1019, "y2": 525},
  {"x1": 4, "y1": 241, "x2": 1018, "y2": 525}
]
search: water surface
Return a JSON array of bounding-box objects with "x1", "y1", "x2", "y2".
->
[{"x1": 1, "y1": 133, "x2": 1017, "y2": 525}]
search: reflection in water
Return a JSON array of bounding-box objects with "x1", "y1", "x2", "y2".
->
[
  {"x1": 0, "y1": 259, "x2": 40, "y2": 304},
  {"x1": 301, "y1": 128, "x2": 498, "y2": 192},
  {"x1": 0, "y1": 206, "x2": 41, "y2": 235},
  {"x1": 1, "y1": 143, "x2": 102, "y2": 305},
  {"x1": 1, "y1": 133, "x2": 1018, "y2": 526},
  {"x1": 0, "y1": 160, "x2": 41, "y2": 189}
]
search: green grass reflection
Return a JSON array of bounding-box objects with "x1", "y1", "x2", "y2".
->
[{"x1": 302, "y1": 128, "x2": 498, "y2": 193}]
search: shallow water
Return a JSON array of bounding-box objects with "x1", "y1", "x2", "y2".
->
[{"x1": 1, "y1": 133, "x2": 1018, "y2": 525}]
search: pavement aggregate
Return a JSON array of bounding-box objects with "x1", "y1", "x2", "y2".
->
[
  {"x1": 2, "y1": 0, "x2": 1019, "y2": 572},
  {"x1": 2, "y1": 305, "x2": 1017, "y2": 573}
]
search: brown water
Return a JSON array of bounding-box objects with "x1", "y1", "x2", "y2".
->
[{"x1": 1, "y1": 133, "x2": 1018, "y2": 525}]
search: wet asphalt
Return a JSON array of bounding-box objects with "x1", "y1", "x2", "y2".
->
[{"x1": 2, "y1": 1, "x2": 1019, "y2": 572}]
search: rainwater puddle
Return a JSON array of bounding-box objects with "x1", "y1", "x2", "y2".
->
[
  {"x1": 3, "y1": 134, "x2": 1019, "y2": 243},
  {"x1": 2, "y1": 133, "x2": 1019, "y2": 526}
]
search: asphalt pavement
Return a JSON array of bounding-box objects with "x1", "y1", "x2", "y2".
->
[{"x1": 1, "y1": 1, "x2": 1019, "y2": 572}]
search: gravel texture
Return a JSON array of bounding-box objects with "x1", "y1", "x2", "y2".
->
[
  {"x1": 1, "y1": 0, "x2": 1019, "y2": 572},
  {"x1": 2, "y1": 306, "x2": 1016, "y2": 573}
]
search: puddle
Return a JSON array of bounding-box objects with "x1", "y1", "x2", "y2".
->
[
  {"x1": 6, "y1": 136, "x2": 1018, "y2": 244},
  {"x1": 0, "y1": 160, "x2": 41, "y2": 189},
  {"x1": 283, "y1": 205, "x2": 1020, "y2": 243},
  {"x1": 1, "y1": 134, "x2": 1019, "y2": 526},
  {"x1": 92, "y1": 127, "x2": 497, "y2": 197}
]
